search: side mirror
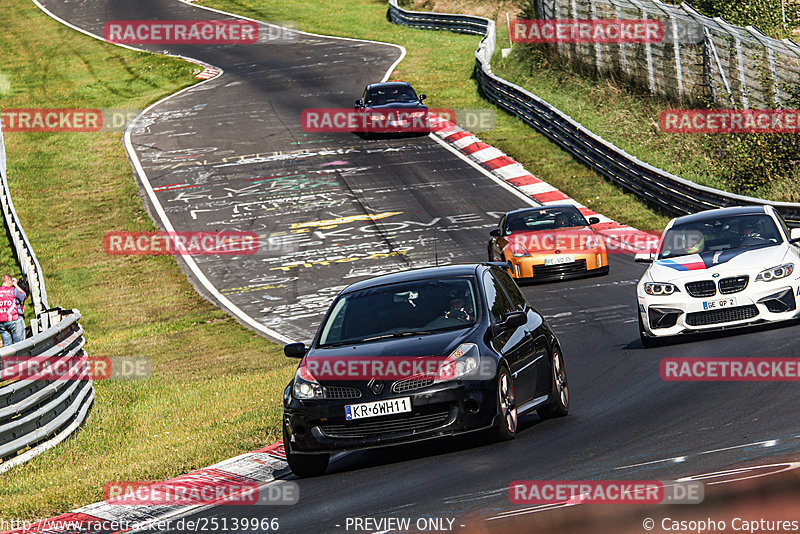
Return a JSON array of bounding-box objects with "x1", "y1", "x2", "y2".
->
[
  {"x1": 790, "y1": 228, "x2": 800, "y2": 242},
  {"x1": 489, "y1": 228, "x2": 501, "y2": 237},
  {"x1": 419, "y1": 93, "x2": 427, "y2": 101},
  {"x1": 588, "y1": 216, "x2": 600, "y2": 225},
  {"x1": 494, "y1": 311, "x2": 526, "y2": 334},
  {"x1": 634, "y1": 253, "x2": 654, "y2": 264},
  {"x1": 284, "y1": 342, "x2": 307, "y2": 358},
  {"x1": 355, "y1": 99, "x2": 363, "y2": 108}
]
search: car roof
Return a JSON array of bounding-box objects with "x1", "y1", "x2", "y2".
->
[
  {"x1": 341, "y1": 264, "x2": 486, "y2": 294},
  {"x1": 672, "y1": 205, "x2": 768, "y2": 226},
  {"x1": 504, "y1": 204, "x2": 582, "y2": 217},
  {"x1": 365, "y1": 81, "x2": 413, "y2": 91}
]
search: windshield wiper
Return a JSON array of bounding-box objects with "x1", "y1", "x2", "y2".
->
[{"x1": 359, "y1": 330, "x2": 438, "y2": 342}]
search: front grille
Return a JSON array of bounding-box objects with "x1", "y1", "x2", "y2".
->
[
  {"x1": 323, "y1": 386, "x2": 362, "y2": 400},
  {"x1": 319, "y1": 410, "x2": 450, "y2": 439},
  {"x1": 685, "y1": 280, "x2": 716, "y2": 298},
  {"x1": 532, "y1": 259, "x2": 587, "y2": 278},
  {"x1": 685, "y1": 305, "x2": 759, "y2": 326},
  {"x1": 718, "y1": 275, "x2": 749, "y2": 294},
  {"x1": 392, "y1": 376, "x2": 434, "y2": 393}
]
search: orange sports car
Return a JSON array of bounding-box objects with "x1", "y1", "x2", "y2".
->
[{"x1": 487, "y1": 205, "x2": 609, "y2": 281}]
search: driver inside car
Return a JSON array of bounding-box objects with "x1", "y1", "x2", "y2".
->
[
  {"x1": 444, "y1": 290, "x2": 472, "y2": 321},
  {"x1": 740, "y1": 220, "x2": 760, "y2": 242}
]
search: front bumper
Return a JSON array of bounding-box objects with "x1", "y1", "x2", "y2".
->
[
  {"x1": 283, "y1": 380, "x2": 496, "y2": 454},
  {"x1": 638, "y1": 283, "x2": 800, "y2": 338},
  {"x1": 507, "y1": 252, "x2": 608, "y2": 280}
]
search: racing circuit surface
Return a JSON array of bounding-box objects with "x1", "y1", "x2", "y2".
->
[{"x1": 37, "y1": 0, "x2": 800, "y2": 532}]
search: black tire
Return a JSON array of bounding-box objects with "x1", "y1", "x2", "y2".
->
[
  {"x1": 638, "y1": 313, "x2": 660, "y2": 348},
  {"x1": 495, "y1": 366, "x2": 518, "y2": 441},
  {"x1": 537, "y1": 347, "x2": 569, "y2": 420},
  {"x1": 283, "y1": 425, "x2": 329, "y2": 478}
]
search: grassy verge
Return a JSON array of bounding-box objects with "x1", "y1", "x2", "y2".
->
[
  {"x1": 203, "y1": 0, "x2": 670, "y2": 231},
  {"x1": 415, "y1": 0, "x2": 800, "y2": 203},
  {"x1": 1, "y1": 0, "x2": 673, "y2": 520},
  {"x1": 0, "y1": 0, "x2": 293, "y2": 520}
]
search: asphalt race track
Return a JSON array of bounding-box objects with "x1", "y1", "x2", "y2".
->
[{"x1": 38, "y1": 1, "x2": 800, "y2": 532}]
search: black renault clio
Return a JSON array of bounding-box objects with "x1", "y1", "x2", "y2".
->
[{"x1": 281, "y1": 264, "x2": 569, "y2": 477}]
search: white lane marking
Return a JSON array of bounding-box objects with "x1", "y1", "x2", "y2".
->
[
  {"x1": 677, "y1": 462, "x2": 800, "y2": 486},
  {"x1": 179, "y1": 0, "x2": 407, "y2": 83},
  {"x1": 35, "y1": 0, "x2": 409, "y2": 344},
  {"x1": 31, "y1": 0, "x2": 223, "y2": 78},
  {"x1": 428, "y1": 135, "x2": 541, "y2": 208}
]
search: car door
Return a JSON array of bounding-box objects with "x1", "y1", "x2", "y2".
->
[
  {"x1": 493, "y1": 268, "x2": 547, "y2": 403},
  {"x1": 482, "y1": 270, "x2": 536, "y2": 403}
]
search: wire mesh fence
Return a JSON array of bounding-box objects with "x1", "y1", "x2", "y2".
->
[{"x1": 531, "y1": 0, "x2": 800, "y2": 109}]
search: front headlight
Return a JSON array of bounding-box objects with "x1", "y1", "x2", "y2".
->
[
  {"x1": 410, "y1": 110, "x2": 427, "y2": 118},
  {"x1": 509, "y1": 243, "x2": 529, "y2": 258},
  {"x1": 755, "y1": 263, "x2": 794, "y2": 282},
  {"x1": 644, "y1": 282, "x2": 680, "y2": 295},
  {"x1": 370, "y1": 112, "x2": 385, "y2": 121},
  {"x1": 293, "y1": 363, "x2": 323, "y2": 399},
  {"x1": 434, "y1": 343, "x2": 480, "y2": 383}
]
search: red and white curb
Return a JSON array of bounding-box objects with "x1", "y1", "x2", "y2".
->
[
  {"x1": 194, "y1": 66, "x2": 221, "y2": 80},
  {"x1": 427, "y1": 114, "x2": 656, "y2": 249},
  {"x1": 3, "y1": 442, "x2": 288, "y2": 534}
]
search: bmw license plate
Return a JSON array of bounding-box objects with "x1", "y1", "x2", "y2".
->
[
  {"x1": 544, "y1": 255, "x2": 575, "y2": 266},
  {"x1": 345, "y1": 397, "x2": 411, "y2": 421},
  {"x1": 702, "y1": 297, "x2": 736, "y2": 310}
]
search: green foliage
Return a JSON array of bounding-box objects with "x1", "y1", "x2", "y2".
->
[
  {"x1": 664, "y1": 0, "x2": 798, "y2": 38},
  {"x1": 702, "y1": 85, "x2": 800, "y2": 194}
]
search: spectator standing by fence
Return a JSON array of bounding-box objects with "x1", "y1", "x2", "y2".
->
[{"x1": 0, "y1": 274, "x2": 25, "y2": 347}]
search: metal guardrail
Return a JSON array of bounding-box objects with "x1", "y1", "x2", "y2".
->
[
  {"x1": 387, "y1": 0, "x2": 800, "y2": 226},
  {"x1": 0, "y1": 119, "x2": 92, "y2": 471},
  {"x1": 535, "y1": 0, "x2": 800, "y2": 110}
]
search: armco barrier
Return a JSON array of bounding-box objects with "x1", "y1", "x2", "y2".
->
[
  {"x1": 387, "y1": 0, "x2": 800, "y2": 226},
  {"x1": 0, "y1": 119, "x2": 92, "y2": 472}
]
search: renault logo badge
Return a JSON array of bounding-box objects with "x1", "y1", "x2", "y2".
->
[{"x1": 368, "y1": 378, "x2": 384, "y2": 395}]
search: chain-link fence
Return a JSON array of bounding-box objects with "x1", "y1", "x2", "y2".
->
[{"x1": 532, "y1": 0, "x2": 800, "y2": 108}]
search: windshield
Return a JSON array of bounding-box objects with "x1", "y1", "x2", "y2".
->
[
  {"x1": 504, "y1": 207, "x2": 589, "y2": 234},
  {"x1": 659, "y1": 214, "x2": 782, "y2": 259},
  {"x1": 318, "y1": 278, "x2": 478, "y2": 347},
  {"x1": 365, "y1": 86, "x2": 419, "y2": 105}
]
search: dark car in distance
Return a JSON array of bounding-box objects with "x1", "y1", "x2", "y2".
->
[
  {"x1": 354, "y1": 81, "x2": 428, "y2": 136},
  {"x1": 281, "y1": 264, "x2": 569, "y2": 477}
]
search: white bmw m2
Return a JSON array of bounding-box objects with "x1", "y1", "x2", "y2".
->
[{"x1": 635, "y1": 206, "x2": 800, "y2": 347}]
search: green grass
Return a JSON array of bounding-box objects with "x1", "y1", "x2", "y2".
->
[
  {"x1": 1, "y1": 0, "x2": 673, "y2": 521},
  {"x1": 0, "y1": 0, "x2": 294, "y2": 520}
]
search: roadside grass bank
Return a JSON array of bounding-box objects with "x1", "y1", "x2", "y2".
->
[
  {"x1": 203, "y1": 0, "x2": 670, "y2": 231},
  {"x1": 411, "y1": 0, "x2": 800, "y2": 203},
  {"x1": 0, "y1": 0, "x2": 292, "y2": 520}
]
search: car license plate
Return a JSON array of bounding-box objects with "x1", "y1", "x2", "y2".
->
[
  {"x1": 345, "y1": 397, "x2": 412, "y2": 421},
  {"x1": 702, "y1": 297, "x2": 736, "y2": 310},
  {"x1": 544, "y1": 255, "x2": 575, "y2": 266}
]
